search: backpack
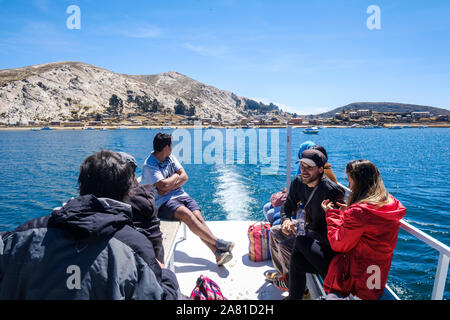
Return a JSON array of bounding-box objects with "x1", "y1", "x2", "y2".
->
[
  {"x1": 270, "y1": 191, "x2": 287, "y2": 207},
  {"x1": 248, "y1": 222, "x2": 271, "y2": 262},
  {"x1": 190, "y1": 275, "x2": 227, "y2": 300}
]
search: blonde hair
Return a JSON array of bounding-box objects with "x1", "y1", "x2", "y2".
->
[{"x1": 346, "y1": 160, "x2": 390, "y2": 206}]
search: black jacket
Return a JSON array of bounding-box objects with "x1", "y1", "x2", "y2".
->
[
  {"x1": 280, "y1": 176, "x2": 345, "y2": 244},
  {"x1": 125, "y1": 185, "x2": 164, "y2": 262},
  {"x1": 0, "y1": 195, "x2": 179, "y2": 300}
]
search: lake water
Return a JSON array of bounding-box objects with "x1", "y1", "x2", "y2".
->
[{"x1": 0, "y1": 127, "x2": 449, "y2": 299}]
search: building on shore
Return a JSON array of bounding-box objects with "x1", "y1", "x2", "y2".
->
[
  {"x1": 411, "y1": 111, "x2": 431, "y2": 119},
  {"x1": 288, "y1": 118, "x2": 303, "y2": 125}
]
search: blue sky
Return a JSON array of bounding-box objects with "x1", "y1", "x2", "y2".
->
[{"x1": 1, "y1": 0, "x2": 449, "y2": 114}]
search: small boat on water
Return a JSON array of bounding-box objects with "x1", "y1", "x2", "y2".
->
[
  {"x1": 419, "y1": 125, "x2": 428, "y2": 129},
  {"x1": 40, "y1": 126, "x2": 52, "y2": 130},
  {"x1": 388, "y1": 126, "x2": 403, "y2": 129},
  {"x1": 303, "y1": 127, "x2": 319, "y2": 134}
]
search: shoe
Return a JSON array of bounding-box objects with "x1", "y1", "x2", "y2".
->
[
  {"x1": 215, "y1": 250, "x2": 233, "y2": 266},
  {"x1": 264, "y1": 270, "x2": 280, "y2": 283},
  {"x1": 216, "y1": 239, "x2": 235, "y2": 252},
  {"x1": 273, "y1": 275, "x2": 289, "y2": 292},
  {"x1": 303, "y1": 289, "x2": 311, "y2": 300},
  {"x1": 281, "y1": 290, "x2": 310, "y2": 300}
]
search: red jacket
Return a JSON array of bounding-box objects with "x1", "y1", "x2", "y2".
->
[{"x1": 323, "y1": 196, "x2": 406, "y2": 300}]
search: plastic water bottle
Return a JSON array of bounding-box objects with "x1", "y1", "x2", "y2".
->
[{"x1": 296, "y1": 206, "x2": 306, "y2": 236}]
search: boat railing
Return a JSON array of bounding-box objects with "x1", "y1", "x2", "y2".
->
[{"x1": 337, "y1": 182, "x2": 450, "y2": 300}]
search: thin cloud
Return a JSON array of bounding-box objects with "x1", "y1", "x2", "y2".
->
[
  {"x1": 99, "y1": 22, "x2": 161, "y2": 39},
  {"x1": 183, "y1": 43, "x2": 230, "y2": 58},
  {"x1": 119, "y1": 24, "x2": 161, "y2": 39},
  {"x1": 32, "y1": 0, "x2": 50, "y2": 13}
]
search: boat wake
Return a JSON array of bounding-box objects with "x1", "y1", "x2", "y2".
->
[{"x1": 213, "y1": 166, "x2": 253, "y2": 220}]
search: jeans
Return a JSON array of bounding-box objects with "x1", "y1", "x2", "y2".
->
[{"x1": 288, "y1": 235, "x2": 335, "y2": 300}]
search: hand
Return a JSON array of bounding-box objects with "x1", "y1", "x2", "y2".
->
[
  {"x1": 281, "y1": 219, "x2": 296, "y2": 236},
  {"x1": 157, "y1": 259, "x2": 166, "y2": 269},
  {"x1": 321, "y1": 199, "x2": 335, "y2": 213},
  {"x1": 335, "y1": 202, "x2": 348, "y2": 211}
]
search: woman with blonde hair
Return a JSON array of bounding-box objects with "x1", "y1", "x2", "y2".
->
[{"x1": 321, "y1": 160, "x2": 406, "y2": 300}]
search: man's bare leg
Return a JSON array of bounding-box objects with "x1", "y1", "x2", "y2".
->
[{"x1": 173, "y1": 206, "x2": 217, "y2": 253}]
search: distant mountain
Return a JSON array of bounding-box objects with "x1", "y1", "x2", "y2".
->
[
  {"x1": 0, "y1": 61, "x2": 279, "y2": 125},
  {"x1": 317, "y1": 102, "x2": 450, "y2": 118}
]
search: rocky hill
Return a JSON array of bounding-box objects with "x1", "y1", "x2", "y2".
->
[
  {"x1": 316, "y1": 102, "x2": 449, "y2": 118},
  {"x1": 0, "y1": 61, "x2": 276, "y2": 125}
]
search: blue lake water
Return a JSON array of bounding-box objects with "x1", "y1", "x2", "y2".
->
[{"x1": 0, "y1": 127, "x2": 449, "y2": 299}]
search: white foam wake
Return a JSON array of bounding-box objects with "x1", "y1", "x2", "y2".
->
[{"x1": 213, "y1": 165, "x2": 252, "y2": 220}]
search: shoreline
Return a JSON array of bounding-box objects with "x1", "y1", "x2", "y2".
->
[{"x1": 0, "y1": 123, "x2": 449, "y2": 131}]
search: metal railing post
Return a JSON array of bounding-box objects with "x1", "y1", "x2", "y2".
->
[
  {"x1": 432, "y1": 252, "x2": 450, "y2": 300},
  {"x1": 286, "y1": 126, "x2": 292, "y2": 192}
]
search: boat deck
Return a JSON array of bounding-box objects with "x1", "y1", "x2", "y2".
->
[{"x1": 171, "y1": 220, "x2": 290, "y2": 300}]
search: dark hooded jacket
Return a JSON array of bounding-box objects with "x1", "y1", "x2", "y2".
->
[
  {"x1": 125, "y1": 184, "x2": 164, "y2": 262},
  {"x1": 0, "y1": 195, "x2": 178, "y2": 300}
]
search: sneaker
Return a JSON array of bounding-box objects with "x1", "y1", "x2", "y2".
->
[
  {"x1": 215, "y1": 250, "x2": 233, "y2": 266},
  {"x1": 303, "y1": 289, "x2": 311, "y2": 300},
  {"x1": 273, "y1": 275, "x2": 289, "y2": 292},
  {"x1": 281, "y1": 289, "x2": 310, "y2": 300},
  {"x1": 216, "y1": 239, "x2": 235, "y2": 252},
  {"x1": 264, "y1": 270, "x2": 280, "y2": 283}
]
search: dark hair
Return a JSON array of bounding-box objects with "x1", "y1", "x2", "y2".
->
[
  {"x1": 78, "y1": 150, "x2": 134, "y2": 201},
  {"x1": 153, "y1": 133, "x2": 172, "y2": 152},
  {"x1": 346, "y1": 160, "x2": 390, "y2": 206},
  {"x1": 310, "y1": 145, "x2": 328, "y2": 160}
]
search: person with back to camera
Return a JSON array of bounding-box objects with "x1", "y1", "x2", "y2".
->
[
  {"x1": 321, "y1": 160, "x2": 406, "y2": 300},
  {"x1": 116, "y1": 151, "x2": 165, "y2": 263},
  {"x1": 0, "y1": 150, "x2": 179, "y2": 299}
]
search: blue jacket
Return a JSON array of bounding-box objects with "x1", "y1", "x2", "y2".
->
[{"x1": 0, "y1": 195, "x2": 179, "y2": 300}]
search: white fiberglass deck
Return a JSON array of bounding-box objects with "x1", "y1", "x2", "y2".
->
[{"x1": 171, "y1": 220, "x2": 289, "y2": 300}]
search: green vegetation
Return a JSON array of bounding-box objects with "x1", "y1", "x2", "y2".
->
[
  {"x1": 174, "y1": 99, "x2": 195, "y2": 116},
  {"x1": 108, "y1": 94, "x2": 123, "y2": 116},
  {"x1": 243, "y1": 98, "x2": 279, "y2": 114},
  {"x1": 127, "y1": 91, "x2": 160, "y2": 113}
]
